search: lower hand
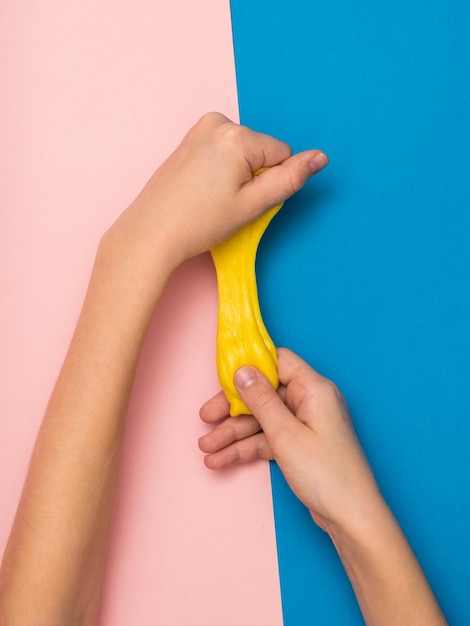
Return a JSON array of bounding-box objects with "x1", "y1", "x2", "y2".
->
[{"x1": 199, "y1": 348, "x2": 383, "y2": 536}]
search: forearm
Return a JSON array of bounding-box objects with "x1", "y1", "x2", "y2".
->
[
  {"x1": 0, "y1": 114, "x2": 326, "y2": 625},
  {"x1": 329, "y1": 501, "x2": 448, "y2": 626},
  {"x1": 0, "y1": 235, "x2": 173, "y2": 626}
]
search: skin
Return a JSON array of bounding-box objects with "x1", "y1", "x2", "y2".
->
[
  {"x1": 199, "y1": 350, "x2": 448, "y2": 626},
  {"x1": 0, "y1": 112, "x2": 447, "y2": 626},
  {"x1": 0, "y1": 113, "x2": 327, "y2": 626}
]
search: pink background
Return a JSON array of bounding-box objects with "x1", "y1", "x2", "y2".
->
[{"x1": 0, "y1": 2, "x2": 283, "y2": 623}]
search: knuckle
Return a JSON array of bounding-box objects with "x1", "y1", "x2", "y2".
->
[
  {"x1": 285, "y1": 166, "x2": 306, "y2": 197},
  {"x1": 256, "y1": 437, "x2": 272, "y2": 461},
  {"x1": 234, "y1": 447, "x2": 242, "y2": 464},
  {"x1": 218, "y1": 121, "x2": 245, "y2": 149},
  {"x1": 279, "y1": 140, "x2": 293, "y2": 160},
  {"x1": 190, "y1": 113, "x2": 232, "y2": 141},
  {"x1": 228, "y1": 421, "x2": 239, "y2": 444},
  {"x1": 315, "y1": 378, "x2": 342, "y2": 404},
  {"x1": 197, "y1": 111, "x2": 227, "y2": 126}
]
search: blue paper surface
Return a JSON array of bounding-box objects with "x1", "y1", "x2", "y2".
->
[{"x1": 231, "y1": 1, "x2": 470, "y2": 623}]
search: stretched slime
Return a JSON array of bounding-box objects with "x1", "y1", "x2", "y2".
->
[{"x1": 210, "y1": 170, "x2": 282, "y2": 416}]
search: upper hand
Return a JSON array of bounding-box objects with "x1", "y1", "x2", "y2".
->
[{"x1": 104, "y1": 112, "x2": 328, "y2": 273}]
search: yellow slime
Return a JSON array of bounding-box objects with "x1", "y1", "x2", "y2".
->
[{"x1": 210, "y1": 170, "x2": 283, "y2": 416}]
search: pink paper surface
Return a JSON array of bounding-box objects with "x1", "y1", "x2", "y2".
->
[{"x1": 0, "y1": 2, "x2": 283, "y2": 624}]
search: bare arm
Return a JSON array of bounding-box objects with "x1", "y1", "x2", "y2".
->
[
  {"x1": 200, "y1": 348, "x2": 448, "y2": 626},
  {"x1": 0, "y1": 245, "x2": 169, "y2": 626},
  {"x1": 0, "y1": 112, "x2": 327, "y2": 626}
]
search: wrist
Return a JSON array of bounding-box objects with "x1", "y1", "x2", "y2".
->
[
  {"x1": 324, "y1": 496, "x2": 448, "y2": 625},
  {"x1": 321, "y1": 483, "x2": 395, "y2": 550},
  {"x1": 97, "y1": 217, "x2": 178, "y2": 303},
  {"x1": 78, "y1": 228, "x2": 176, "y2": 351},
  {"x1": 326, "y1": 496, "x2": 397, "y2": 555},
  {"x1": 101, "y1": 187, "x2": 195, "y2": 277},
  {"x1": 323, "y1": 497, "x2": 402, "y2": 607}
]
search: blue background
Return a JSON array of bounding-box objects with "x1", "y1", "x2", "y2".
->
[{"x1": 231, "y1": 1, "x2": 470, "y2": 623}]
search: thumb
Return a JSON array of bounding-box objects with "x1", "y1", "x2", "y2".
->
[
  {"x1": 234, "y1": 366, "x2": 300, "y2": 447},
  {"x1": 245, "y1": 149, "x2": 328, "y2": 211}
]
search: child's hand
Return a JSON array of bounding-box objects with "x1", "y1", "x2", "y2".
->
[
  {"x1": 104, "y1": 113, "x2": 328, "y2": 275},
  {"x1": 200, "y1": 350, "x2": 449, "y2": 625},
  {"x1": 199, "y1": 348, "x2": 383, "y2": 536}
]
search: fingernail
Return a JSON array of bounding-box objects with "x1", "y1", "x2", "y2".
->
[
  {"x1": 234, "y1": 366, "x2": 258, "y2": 390},
  {"x1": 309, "y1": 151, "x2": 329, "y2": 174}
]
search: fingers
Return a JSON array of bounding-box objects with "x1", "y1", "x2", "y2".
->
[
  {"x1": 198, "y1": 350, "x2": 315, "y2": 427},
  {"x1": 198, "y1": 414, "x2": 263, "y2": 454},
  {"x1": 199, "y1": 391, "x2": 272, "y2": 470},
  {"x1": 199, "y1": 350, "x2": 333, "y2": 473},
  {"x1": 190, "y1": 113, "x2": 293, "y2": 173},
  {"x1": 240, "y1": 123, "x2": 327, "y2": 178},
  {"x1": 277, "y1": 347, "x2": 329, "y2": 386},
  {"x1": 276, "y1": 347, "x2": 348, "y2": 421},
  {"x1": 242, "y1": 128, "x2": 293, "y2": 172},
  {"x1": 202, "y1": 432, "x2": 273, "y2": 470},
  {"x1": 186, "y1": 114, "x2": 328, "y2": 232},
  {"x1": 233, "y1": 366, "x2": 302, "y2": 451},
  {"x1": 195, "y1": 114, "x2": 328, "y2": 205},
  {"x1": 242, "y1": 149, "x2": 328, "y2": 212},
  {"x1": 199, "y1": 390, "x2": 230, "y2": 424}
]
